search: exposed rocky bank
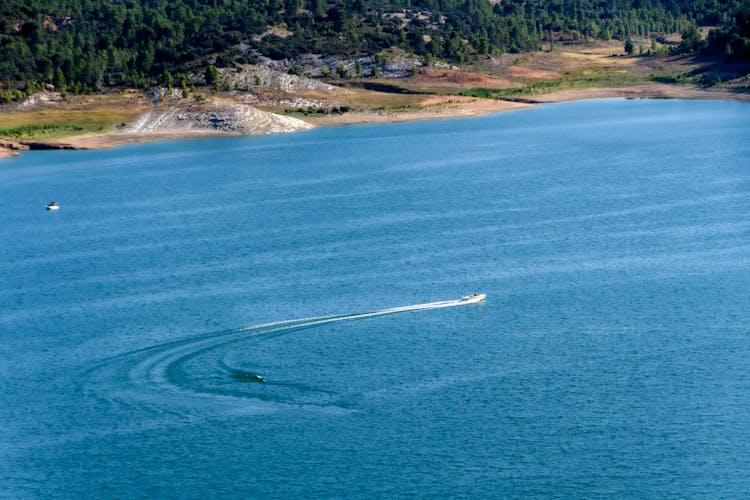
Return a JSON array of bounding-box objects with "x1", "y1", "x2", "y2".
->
[{"x1": 128, "y1": 99, "x2": 312, "y2": 135}]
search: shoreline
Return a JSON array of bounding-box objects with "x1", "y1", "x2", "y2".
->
[{"x1": 1, "y1": 84, "x2": 748, "y2": 157}]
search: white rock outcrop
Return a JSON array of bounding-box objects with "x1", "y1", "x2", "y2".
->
[{"x1": 129, "y1": 100, "x2": 312, "y2": 135}]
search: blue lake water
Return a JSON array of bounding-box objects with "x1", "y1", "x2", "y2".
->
[{"x1": 2, "y1": 99, "x2": 749, "y2": 497}]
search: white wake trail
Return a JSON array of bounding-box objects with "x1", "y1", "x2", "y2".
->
[{"x1": 85, "y1": 295, "x2": 486, "y2": 409}]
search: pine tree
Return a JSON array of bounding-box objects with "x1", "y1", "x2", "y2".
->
[
  {"x1": 205, "y1": 65, "x2": 218, "y2": 89},
  {"x1": 624, "y1": 38, "x2": 635, "y2": 54}
]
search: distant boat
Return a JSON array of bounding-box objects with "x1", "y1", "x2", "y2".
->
[
  {"x1": 460, "y1": 293, "x2": 486, "y2": 303},
  {"x1": 45, "y1": 202, "x2": 59, "y2": 211}
]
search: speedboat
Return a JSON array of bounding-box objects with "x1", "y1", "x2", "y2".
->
[
  {"x1": 460, "y1": 293, "x2": 486, "y2": 303},
  {"x1": 45, "y1": 201, "x2": 59, "y2": 211}
]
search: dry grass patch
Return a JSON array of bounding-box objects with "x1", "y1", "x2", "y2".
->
[
  {"x1": 0, "y1": 93, "x2": 149, "y2": 140},
  {"x1": 506, "y1": 66, "x2": 561, "y2": 80}
]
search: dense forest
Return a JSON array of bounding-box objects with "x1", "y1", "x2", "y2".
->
[{"x1": 1, "y1": 0, "x2": 749, "y2": 93}]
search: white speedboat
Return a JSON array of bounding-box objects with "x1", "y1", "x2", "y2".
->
[
  {"x1": 45, "y1": 202, "x2": 60, "y2": 211},
  {"x1": 460, "y1": 293, "x2": 486, "y2": 303}
]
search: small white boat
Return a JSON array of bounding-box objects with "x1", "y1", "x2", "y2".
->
[
  {"x1": 460, "y1": 293, "x2": 486, "y2": 303},
  {"x1": 45, "y1": 202, "x2": 60, "y2": 211}
]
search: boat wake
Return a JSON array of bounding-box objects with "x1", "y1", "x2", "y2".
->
[{"x1": 81, "y1": 295, "x2": 486, "y2": 411}]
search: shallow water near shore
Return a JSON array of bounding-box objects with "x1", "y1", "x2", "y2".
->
[{"x1": 2, "y1": 99, "x2": 750, "y2": 496}]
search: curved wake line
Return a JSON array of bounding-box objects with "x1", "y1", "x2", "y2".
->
[{"x1": 83, "y1": 296, "x2": 485, "y2": 408}]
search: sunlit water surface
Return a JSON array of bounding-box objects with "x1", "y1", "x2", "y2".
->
[{"x1": 2, "y1": 99, "x2": 749, "y2": 497}]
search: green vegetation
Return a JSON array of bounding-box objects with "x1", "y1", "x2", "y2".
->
[
  {"x1": 1, "y1": 0, "x2": 749, "y2": 95},
  {"x1": 461, "y1": 82, "x2": 564, "y2": 99},
  {"x1": 205, "y1": 65, "x2": 218, "y2": 89},
  {"x1": 649, "y1": 65, "x2": 736, "y2": 87},
  {"x1": 706, "y1": 8, "x2": 750, "y2": 61},
  {"x1": 649, "y1": 73, "x2": 691, "y2": 84},
  {"x1": 0, "y1": 124, "x2": 59, "y2": 137},
  {"x1": 624, "y1": 38, "x2": 635, "y2": 55},
  {"x1": 285, "y1": 105, "x2": 352, "y2": 116},
  {"x1": 0, "y1": 123, "x2": 93, "y2": 139}
]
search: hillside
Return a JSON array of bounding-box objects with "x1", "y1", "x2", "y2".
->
[{"x1": 1, "y1": 0, "x2": 749, "y2": 95}]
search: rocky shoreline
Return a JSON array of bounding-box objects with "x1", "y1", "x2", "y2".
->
[
  {"x1": 0, "y1": 139, "x2": 79, "y2": 157},
  {"x1": 0, "y1": 98, "x2": 313, "y2": 156},
  {"x1": 127, "y1": 100, "x2": 312, "y2": 135},
  {"x1": 1, "y1": 83, "x2": 748, "y2": 159},
  {"x1": 3, "y1": 39, "x2": 750, "y2": 160}
]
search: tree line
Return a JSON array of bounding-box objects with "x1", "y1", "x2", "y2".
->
[{"x1": 1, "y1": 0, "x2": 748, "y2": 96}]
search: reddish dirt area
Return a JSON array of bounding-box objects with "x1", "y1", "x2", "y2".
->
[{"x1": 409, "y1": 66, "x2": 520, "y2": 89}]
